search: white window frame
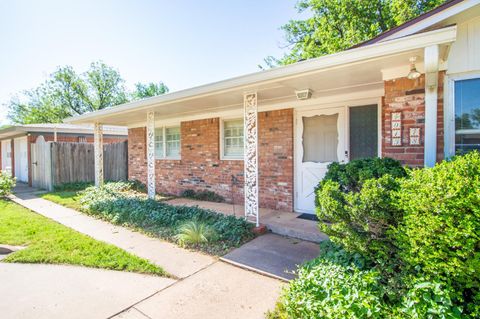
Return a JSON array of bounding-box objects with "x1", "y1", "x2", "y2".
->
[
  {"x1": 445, "y1": 72, "x2": 480, "y2": 158},
  {"x1": 154, "y1": 125, "x2": 181, "y2": 160},
  {"x1": 220, "y1": 118, "x2": 244, "y2": 160}
]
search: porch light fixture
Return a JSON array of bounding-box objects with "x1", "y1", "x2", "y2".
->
[
  {"x1": 407, "y1": 56, "x2": 421, "y2": 80},
  {"x1": 295, "y1": 89, "x2": 312, "y2": 100}
]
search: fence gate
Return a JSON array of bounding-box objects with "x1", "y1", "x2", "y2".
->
[{"x1": 31, "y1": 136, "x2": 53, "y2": 191}]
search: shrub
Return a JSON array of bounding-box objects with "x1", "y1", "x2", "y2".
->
[
  {"x1": 180, "y1": 188, "x2": 225, "y2": 202},
  {"x1": 79, "y1": 182, "x2": 253, "y2": 254},
  {"x1": 394, "y1": 151, "x2": 480, "y2": 312},
  {"x1": 270, "y1": 241, "x2": 386, "y2": 319},
  {"x1": 174, "y1": 220, "x2": 216, "y2": 246},
  {"x1": 316, "y1": 175, "x2": 402, "y2": 265},
  {"x1": 0, "y1": 172, "x2": 16, "y2": 197},
  {"x1": 317, "y1": 157, "x2": 407, "y2": 195},
  {"x1": 392, "y1": 280, "x2": 463, "y2": 319}
]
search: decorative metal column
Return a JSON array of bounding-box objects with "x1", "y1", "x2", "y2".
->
[
  {"x1": 94, "y1": 122, "x2": 104, "y2": 187},
  {"x1": 146, "y1": 111, "x2": 156, "y2": 199},
  {"x1": 244, "y1": 92, "x2": 259, "y2": 227}
]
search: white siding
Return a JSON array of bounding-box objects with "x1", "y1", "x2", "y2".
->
[{"x1": 448, "y1": 16, "x2": 480, "y2": 75}]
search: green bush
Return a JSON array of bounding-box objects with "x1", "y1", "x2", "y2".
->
[
  {"x1": 79, "y1": 182, "x2": 253, "y2": 254},
  {"x1": 317, "y1": 157, "x2": 407, "y2": 195},
  {"x1": 180, "y1": 188, "x2": 225, "y2": 202},
  {"x1": 394, "y1": 152, "x2": 480, "y2": 312},
  {"x1": 269, "y1": 241, "x2": 386, "y2": 319},
  {"x1": 0, "y1": 172, "x2": 16, "y2": 197},
  {"x1": 392, "y1": 280, "x2": 463, "y2": 319},
  {"x1": 316, "y1": 174, "x2": 402, "y2": 265},
  {"x1": 276, "y1": 153, "x2": 480, "y2": 318}
]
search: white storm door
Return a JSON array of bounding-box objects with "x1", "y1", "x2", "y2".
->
[
  {"x1": 1, "y1": 140, "x2": 12, "y2": 174},
  {"x1": 14, "y1": 137, "x2": 28, "y2": 183},
  {"x1": 295, "y1": 107, "x2": 346, "y2": 213}
]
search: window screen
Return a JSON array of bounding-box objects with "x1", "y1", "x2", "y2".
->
[
  {"x1": 349, "y1": 105, "x2": 378, "y2": 160},
  {"x1": 302, "y1": 114, "x2": 338, "y2": 163},
  {"x1": 455, "y1": 78, "x2": 480, "y2": 154},
  {"x1": 223, "y1": 119, "x2": 244, "y2": 158}
]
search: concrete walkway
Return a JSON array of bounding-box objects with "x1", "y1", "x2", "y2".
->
[
  {"x1": 11, "y1": 192, "x2": 215, "y2": 279},
  {"x1": 222, "y1": 233, "x2": 320, "y2": 280},
  {"x1": 0, "y1": 263, "x2": 175, "y2": 319},
  {"x1": 8, "y1": 190, "x2": 285, "y2": 318}
]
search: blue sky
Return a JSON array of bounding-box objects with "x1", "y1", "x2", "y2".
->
[{"x1": 0, "y1": 0, "x2": 306, "y2": 125}]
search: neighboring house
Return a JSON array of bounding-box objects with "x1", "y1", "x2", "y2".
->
[
  {"x1": 0, "y1": 124, "x2": 127, "y2": 185},
  {"x1": 66, "y1": 0, "x2": 480, "y2": 225}
]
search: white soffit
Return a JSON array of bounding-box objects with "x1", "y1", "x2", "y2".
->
[{"x1": 65, "y1": 26, "x2": 457, "y2": 126}]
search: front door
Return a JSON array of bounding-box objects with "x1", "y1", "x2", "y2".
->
[{"x1": 295, "y1": 107, "x2": 346, "y2": 213}]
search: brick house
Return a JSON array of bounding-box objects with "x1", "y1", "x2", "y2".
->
[
  {"x1": 0, "y1": 124, "x2": 127, "y2": 185},
  {"x1": 67, "y1": 0, "x2": 480, "y2": 225}
]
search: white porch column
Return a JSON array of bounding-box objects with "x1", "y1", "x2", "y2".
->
[
  {"x1": 146, "y1": 111, "x2": 156, "y2": 199},
  {"x1": 424, "y1": 45, "x2": 439, "y2": 167},
  {"x1": 94, "y1": 122, "x2": 104, "y2": 187},
  {"x1": 244, "y1": 92, "x2": 259, "y2": 227}
]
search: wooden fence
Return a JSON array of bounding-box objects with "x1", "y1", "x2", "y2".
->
[{"x1": 32, "y1": 140, "x2": 127, "y2": 190}]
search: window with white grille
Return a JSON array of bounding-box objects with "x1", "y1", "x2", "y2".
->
[
  {"x1": 154, "y1": 126, "x2": 181, "y2": 159},
  {"x1": 222, "y1": 119, "x2": 244, "y2": 159}
]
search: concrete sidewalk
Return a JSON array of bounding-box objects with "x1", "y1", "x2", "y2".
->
[
  {"x1": 9, "y1": 190, "x2": 285, "y2": 318},
  {"x1": 0, "y1": 263, "x2": 175, "y2": 319},
  {"x1": 10, "y1": 192, "x2": 215, "y2": 279}
]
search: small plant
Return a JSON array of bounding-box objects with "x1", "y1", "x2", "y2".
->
[
  {"x1": 180, "y1": 188, "x2": 225, "y2": 202},
  {"x1": 174, "y1": 220, "x2": 216, "y2": 246},
  {"x1": 0, "y1": 172, "x2": 16, "y2": 197}
]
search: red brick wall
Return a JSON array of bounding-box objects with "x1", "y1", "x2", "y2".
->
[
  {"x1": 382, "y1": 72, "x2": 444, "y2": 166},
  {"x1": 128, "y1": 109, "x2": 294, "y2": 211}
]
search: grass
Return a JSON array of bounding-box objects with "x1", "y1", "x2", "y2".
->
[
  {"x1": 40, "y1": 191, "x2": 83, "y2": 210},
  {"x1": 0, "y1": 199, "x2": 167, "y2": 276}
]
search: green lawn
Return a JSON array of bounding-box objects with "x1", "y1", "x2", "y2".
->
[
  {"x1": 40, "y1": 191, "x2": 83, "y2": 210},
  {"x1": 0, "y1": 199, "x2": 167, "y2": 276}
]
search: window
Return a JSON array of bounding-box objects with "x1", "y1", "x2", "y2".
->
[
  {"x1": 222, "y1": 119, "x2": 244, "y2": 159},
  {"x1": 454, "y1": 78, "x2": 480, "y2": 154},
  {"x1": 154, "y1": 126, "x2": 181, "y2": 159}
]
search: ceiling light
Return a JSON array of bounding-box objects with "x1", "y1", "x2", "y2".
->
[
  {"x1": 407, "y1": 57, "x2": 421, "y2": 80},
  {"x1": 295, "y1": 89, "x2": 312, "y2": 100}
]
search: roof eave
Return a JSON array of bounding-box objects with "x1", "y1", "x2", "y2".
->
[{"x1": 65, "y1": 25, "x2": 457, "y2": 125}]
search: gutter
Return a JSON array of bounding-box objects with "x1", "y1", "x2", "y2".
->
[{"x1": 65, "y1": 25, "x2": 457, "y2": 124}]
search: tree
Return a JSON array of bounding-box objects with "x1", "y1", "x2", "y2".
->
[
  {"x1": 268, "y1": 0, "x2": 447, "y2": 66},
  {"x1": 7, "y1": 62, "x2": 168, "y2": 124},
  {"x1": 132, "y1": 82, "x2": 169, "y2": 100}
]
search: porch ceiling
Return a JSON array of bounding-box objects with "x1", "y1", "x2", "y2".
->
[{"x1": 65, "y1": 26, "x2": 456, "y2": 126}]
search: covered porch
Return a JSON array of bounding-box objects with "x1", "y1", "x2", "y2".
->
[
  {"x1": 66, "y1": 26, "x2": 456, "y2": 228},
  {"x1": 166, "y1": 197, "x2": 328, "y2": 243}
]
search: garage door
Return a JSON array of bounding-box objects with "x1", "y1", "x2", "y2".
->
[
  {"x1": 14, "y1": 137, "x2": 28, "y2": 183},
  {"x1": 1, "y1": 139, "x2": 12, "y2": 174}
]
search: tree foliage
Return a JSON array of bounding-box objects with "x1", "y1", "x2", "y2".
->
[
  {"x1": 132, "y1": 82, "x2": 169, "y2": 100},
  {"x1": 268, "y1": 0, "x2": 447, "y2": 66},
  {"x1": 7, "y1": 62, "x2": 169, "y2": 124}
]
